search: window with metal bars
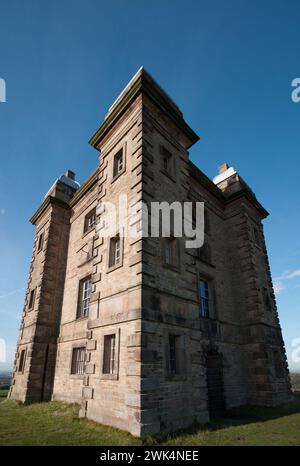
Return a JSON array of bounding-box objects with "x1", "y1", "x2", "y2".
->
[
  {"x1": 71, "y1": 347, "x2": 86, "y2": 375},
  {"x1": 77, "y1": 276, "x2": 92, "y2": 318},
  {"x1": 199, "y1": 279, "x2": 210, "y2": 318},
  {"x1": 103, "y1": 334, "x2": 116, "y2": 374}
]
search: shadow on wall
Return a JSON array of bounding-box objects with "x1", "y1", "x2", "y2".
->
[{"x1": 144, "y1": 392, "x2": 300, "y2": 445}]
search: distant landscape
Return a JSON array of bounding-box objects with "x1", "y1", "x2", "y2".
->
[
  {"x1": 0, "y1": 371, "x2": 11, "y2": 400},
  {"x1": 291, "y1": 373, "x2": 300, "y2": 391}
]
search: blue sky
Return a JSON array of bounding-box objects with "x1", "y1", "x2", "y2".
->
[{"x1": 0, "y1": 0, "x2": 299, "y2": 372}]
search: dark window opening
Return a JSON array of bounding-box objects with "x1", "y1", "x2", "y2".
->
[
  {"x1": 169, "y1": 334, "x2": 179, "y2": 375},
  {"x1": 161, "y1": 147, "x2": 173, "y2": 176},
  {"x1": 37, "y1": 232, "x2": 44, "y2": 252},
  {"x1": 103, "y1": 334, "x2": 116, "y2": 374},
  {"x1": 18, "y1": 349, "x2": 26, "y2": 373},
  {"x1": 28, "y1": 289, "x2": 35, "y2": 310},
  {"x1": 164, "y1": 237, "x2": 179, "y2": 267}
]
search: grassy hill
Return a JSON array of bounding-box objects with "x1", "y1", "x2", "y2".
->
[{"x1": 0, "y1": 394, "x2": 300, "y2": 446}]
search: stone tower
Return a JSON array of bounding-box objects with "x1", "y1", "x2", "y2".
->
[{"x1": 10, "y1": 68, "x2": 292, "y2": 436}]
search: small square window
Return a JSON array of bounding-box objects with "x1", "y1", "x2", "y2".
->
[
  {"x1": 28, "y1": 289, "x2": 35, "y2": 310},
  {"x1": 109, "y1": 235, "x2": 121, "y2": 268},
  {"x1": 77, "y1": 276, "x2": 92, "y2": 318},
  {"x1": 103, "y1": 334, "x2": 116, "y2": 375},
  {"x1": 199, "y1": 279, "x2": 210, "y2": 318},
  {"x1": 71, "y1": 347, "x2": 86, "y2": 375},
  {"x1": 113, "y1": 149, "x2": 124, "y2": 178},
  {"x1": 84, "y1": 208, "x2": 96, "y2": 234},
  {"x1": 37, "y1": 232, "x2": 44, "y2": 252},
  {"x1": 18, "y1": 349, "x2": 26, "y2": 373}
]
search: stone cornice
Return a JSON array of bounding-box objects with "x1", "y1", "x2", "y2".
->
[
  {"x1": 189, "y1": 160, "x2": 225, "y2": 202},
  {"x1": 225, "y1": 189, "x2": 269, "y2": 218},
  {"x1": 30, "y1": 196, "x2": 69, "y2": 225},
  {"x1": 189, "y1": 161, "x2": 269, "y2": 218}
]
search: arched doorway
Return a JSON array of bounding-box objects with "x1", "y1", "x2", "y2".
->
[{"x1": 206, "y1": 350, "x2": 225, "y2": 418}]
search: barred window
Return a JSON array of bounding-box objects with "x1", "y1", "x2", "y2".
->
[
  {"x1": 77, "y1": 276, "x2": 92, "y2": 318},
  {"x1": 103, "y1": 334, "x2": 116, "y2": 374},
  {"x1": 84, "y1": 208, "x2": 96, "y2": 233},
  {"x1": 199, "y1": 279, "x2": 210, "y2": 318},
  {"x1": 71, "y1": 347, "x2": 86, "y2": 375}
]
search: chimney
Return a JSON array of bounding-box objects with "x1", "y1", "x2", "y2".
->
[
  {"x1": 65, "y1": 170, "x2": 75, "y2": 180},
  {"x1": 219, "y1": 163, "x2": 229, "y2": 174}
]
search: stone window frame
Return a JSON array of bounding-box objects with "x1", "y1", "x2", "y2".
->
[
  {"x1": 99, "y1": 328, "x2": 120, "y2": 381},
  {"x1": 111, "y1": 141, "x2": 127, "y2": 183},
  {"x1": 37, "y1": 231, "x2": 44, "y2": 253},
  {"x1": 250, "y1": 220, "x2": 262, "y2": 249},
  {"x1": 76, "y1": 275, "x2": 92, "y2": 320},
  {"x1": 162, "y1": 236, "x2": 181, "y2": 272},
  {"x1": 164, "y1": 329, "x2": 187, "y2": 382},
  {"x1": 28, "y1": 288, "x2": 36, "y2": 311},
  {"x1": 83, "y1": 206, "x2": 97, "y2": 236},
  {"x1": 159, "y1": 144, "x2": 176, "y2": 182},
  {"x1": 197, "y1": 272, "x2": 217, "y2": 320},
  {"x1": 107, "y1": 232, "x2": 124, "y2": 273},
  {"x1": 18, "y1": 347, "x2": 27, "y2": 374},
  {"x1": 69, "y1": 343, "x2": 87, "y2": 379},
  {"x1": 263, "y1": 287, "x2": 273, "y2": 312}
]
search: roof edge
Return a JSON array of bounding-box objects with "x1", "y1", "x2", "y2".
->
[
  {"x1": 89, "y1": 68, "x2": 199, "y2": 149},
  {"x1": 30, "y1": 196, "x2": 69, "y2": 225}
]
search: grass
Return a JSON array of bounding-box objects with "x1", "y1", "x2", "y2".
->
[
  {"x1": 0, "y1": 393, "x2": 300, "y2": 446},
  {"x1": 0, "y1": 390, "x2": 8, "y2": 400}
]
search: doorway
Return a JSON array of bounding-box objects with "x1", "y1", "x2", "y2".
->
[{"x1": 206, "y1": 350, "x2": 225, "y2": 418}]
